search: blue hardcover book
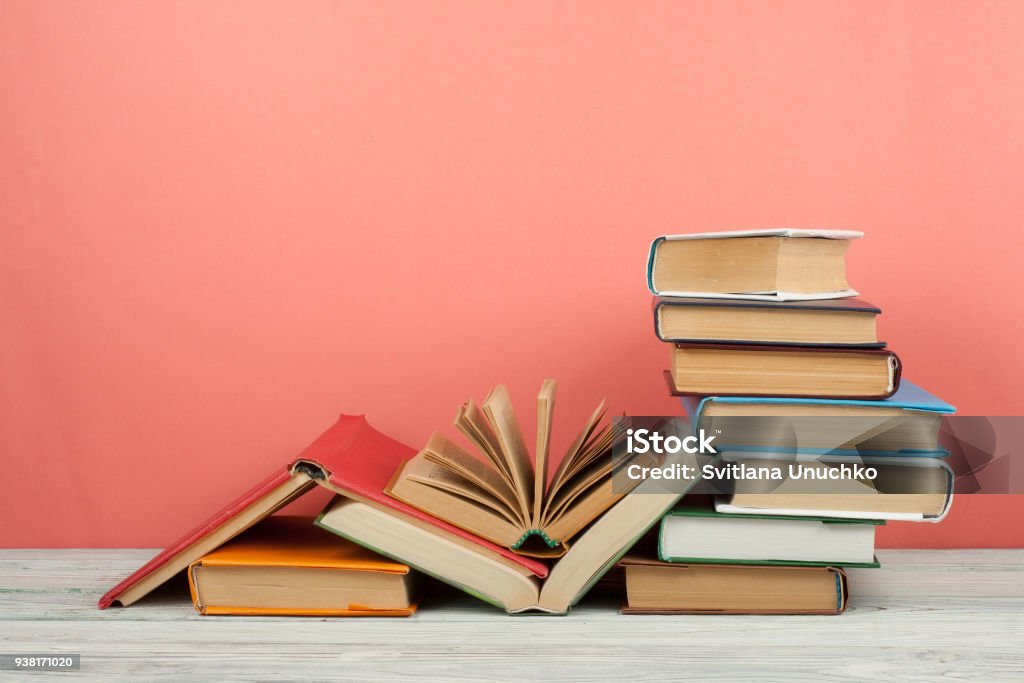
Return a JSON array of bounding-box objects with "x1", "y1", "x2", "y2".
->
[{"x1": 681, "y1": 380, "x2": 955, "y2": 457}]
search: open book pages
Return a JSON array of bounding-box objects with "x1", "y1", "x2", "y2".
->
[
  {"x1": 385, "y1": 380, "x2": 641, "y2": 557},
  {"x1": 319, "y1": 450, "x2": 700, "y2": 614}
]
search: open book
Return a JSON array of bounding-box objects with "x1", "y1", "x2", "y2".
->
[
  {"x1": 99, "y1": 414, "x2": 548, "y2": 609},
  {"x1": 100, "y1": 412, "x2": 693, "y2": 615},
  {"x1": 384, "y1": 380, "x2": 625, "y2": 557},
  {"x1": 318, "y1": 477, "x2": 691, "y2": 614}
]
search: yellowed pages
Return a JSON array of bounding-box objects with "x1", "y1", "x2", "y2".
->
[
  {"x1": 482, "y1": 385, "x2": 535, "y2": 519},
  {"x1": 534, "y1": 379, "x2": 557, "y2": 528}
]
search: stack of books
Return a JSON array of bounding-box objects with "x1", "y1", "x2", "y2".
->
[
  {"x1": 620, "y1": 229, "x2": 956, "y2": 614},
  {"x1": 96, "y1": 228, "x2": 954, "y2": 618}
]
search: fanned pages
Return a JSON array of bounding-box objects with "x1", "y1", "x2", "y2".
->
[
  {"x1": 481, "y1": 385, "x2": 535, "y2": 520},
  {"x1": 385, "y1": 380, "x2": 635, "y2": 557},
  {"x1": 534, "y1": 379, "x2": 557, "y2": 527}
]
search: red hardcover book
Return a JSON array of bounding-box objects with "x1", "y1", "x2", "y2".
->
[{"x1": 99, "y1": 414, "x2": 548, "y2": 609}]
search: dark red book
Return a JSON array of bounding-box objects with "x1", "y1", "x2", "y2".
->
[{"x1": 99, "y1": 414, "x2": 548, "y2": 609}]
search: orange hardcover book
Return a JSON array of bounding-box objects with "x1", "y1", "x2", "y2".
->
[{"x1": 187, "y1": 516, "x2": 420, "y2": 616}]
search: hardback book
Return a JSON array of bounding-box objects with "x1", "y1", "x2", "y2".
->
[
  {"x1": 653, "y1": 296, "x2": 883, "y2": 347},
  {"x1": 99, "y1": 414, "x2": 549, "y2": 609},
  {"x1": 384, "y1": 380, "x2": 644, "y2": 557},
  {"x1": 712, "y1": 453, "x2": 955, "y2": 522},
  {"x1": 646, "y1": 229, "x2": 862, "y2": 300},
  {"x1": 681, "y1": 380, "x2": 956, "y2": 456},
  {"x1": 658, "y1": 499, "x2": 881, "y2": 568},
  {"x1": 318, "y1": 469, "x2": 695, "y2": 614},
  {"x1": 619, "y1": 556, "x2": 848, "y2": 615},
  {"x1": 187, "y1": 516, "x2": 419, "y2": 616},
  {"x1": 667, "y1": 343, "x2": 901, "y2": 399}
]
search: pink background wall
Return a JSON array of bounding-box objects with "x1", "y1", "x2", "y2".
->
[{"x1": 3, "y1": 1, "x2": 1022, "y2": 548}]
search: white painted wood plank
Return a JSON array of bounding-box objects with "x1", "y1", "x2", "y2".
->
[{"x1": 0, "y1": 549, "x2": 1022, "y2": 681}]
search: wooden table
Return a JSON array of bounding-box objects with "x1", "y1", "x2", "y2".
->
[{"x1": 1, "y1": 549, "x2": 1022, "y2": 681}]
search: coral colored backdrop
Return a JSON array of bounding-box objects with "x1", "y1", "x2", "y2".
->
[{"x1": 2, "y1": 1, "x2": 1023, "y2": 548}]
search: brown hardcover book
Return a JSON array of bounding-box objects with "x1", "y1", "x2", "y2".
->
[
  {"x1": 619, "y1": 556, "x2": 848, "y2": 615},
  {"x1": 667, "y1": 343, "x2": 901, "y2": 399},
  {"x1": 653, "y1": 296, "x2": 883, "y2": 347}
]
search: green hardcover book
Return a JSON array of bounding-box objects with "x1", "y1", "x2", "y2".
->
[{"x1": 658, "y1": 500, "x2": 882, "y2": 568}]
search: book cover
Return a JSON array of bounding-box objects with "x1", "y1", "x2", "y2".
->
[
  {"x1": 679, "y1": 379, "x2": 955, "y2": 457},
  {"x1": 187, "y1": 516, "x2": 419, "y2": 616},
  {"x1": 619, "y1": 556, "x2": 849, "y2": 615},
  {"x1": 652, "y1": 296, "x2": 885, "y2": 347},
  {"x1": 99, "y1": 414, "x2": 548, "y2": 609},
  {"x1": 657, "y1": 507, "x2": 883, "y2": 568},
  {"x1": 666, "y1": 343, "x2": 902, "y2": 400},
  {"x1": 647, "y1": 229, "x2": 863, "y2": 300}
]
